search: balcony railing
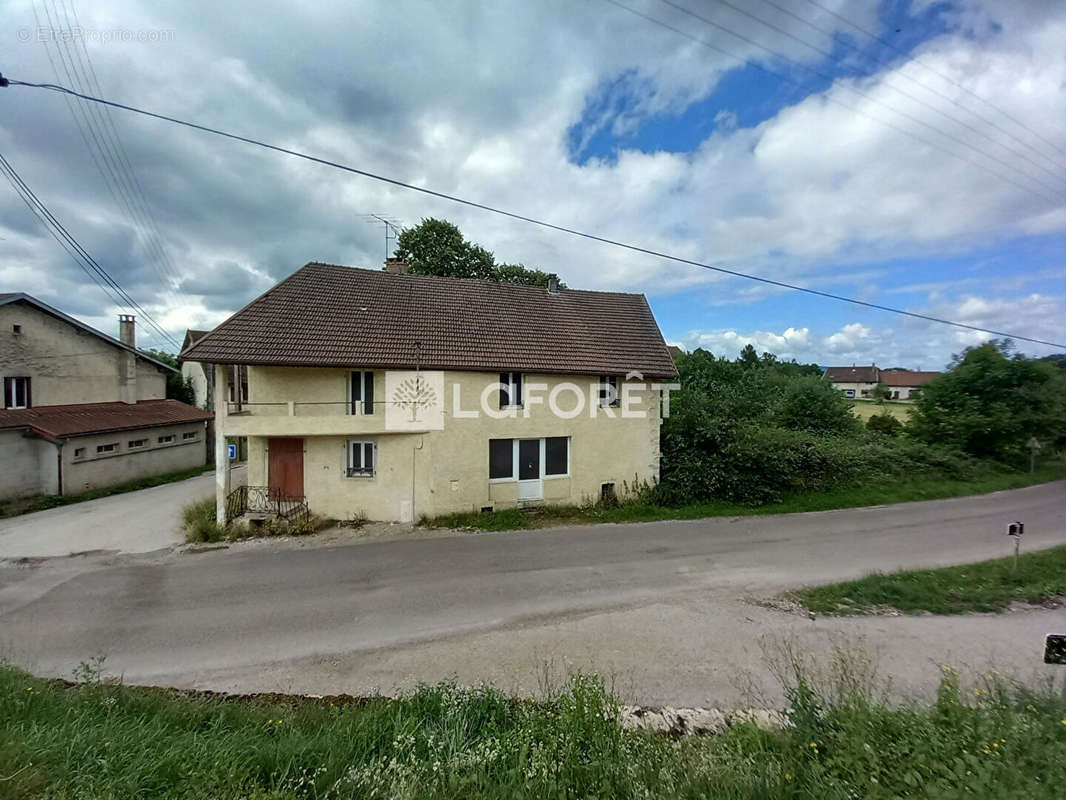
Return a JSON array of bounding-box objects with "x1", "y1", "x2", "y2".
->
[
  {"x1": 225, "y1": 485, "x2": 309, "y2": 524},
  {"x1": 226, "y1": 401, "x2": 370, "y2": 417}
]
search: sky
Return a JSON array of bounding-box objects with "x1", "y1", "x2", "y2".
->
[{"x1": 1, "y1": 0, "x2": 1064, "y2": 370}]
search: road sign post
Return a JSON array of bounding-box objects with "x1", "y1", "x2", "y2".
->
[
  {"x1": 1027, "y1": 437, "x2": 1041, "y2": 473},
  {"x1": 1044, "y1": 635, "x2": 1066, "y2": 699},
  {"x1": 1007, "y1": 521, "x2": 1024, "y2": 571}
]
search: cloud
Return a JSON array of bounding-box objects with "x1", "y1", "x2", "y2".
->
[{"x1": 0, "y1": 0, "x2": 1062, "y2": 361}]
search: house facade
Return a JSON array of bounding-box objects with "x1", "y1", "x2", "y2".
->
[
  {"x1": 823, "y1": 365, "x2": 940, "y2": 400},
  {"x1": 0, "y1": 294, "x2": 213, "y2": 501},
  {"x1": 183, "y1": 263, "x2": 678, "y2": 524},
  {"x1": 180, "y1": 329, "x2": 212, "y2": 409}
]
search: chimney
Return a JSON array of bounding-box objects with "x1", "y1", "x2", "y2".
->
[
  {"x1": 547, "y1": 273, "x2": 560, "y2": 294},
  {"x1": 118, "y1": 314, "x2": 137, "y2": 404},
  {"x1": 385, "y1": 257, "x2": 409, "y2": 274}
]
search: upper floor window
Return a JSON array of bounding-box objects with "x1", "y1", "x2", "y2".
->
[
  {"x1": 128, "y1": 438, "x2": 147, "y2": 449},
  {"x1": 158, "y1": 434, "x2": 175, "y2": 444},
  {"x1": 598, "y1": 375, "x2": 619, "y2": 408},
  {"x1": 499, "y1": 372, "x2": 523, "y2": 409},
  {"x1": 3, "y1": 376, "x2": 30, "y2": 409},
  {"x1": 347, "y1": 439, "x2": 376, "y2": 477},
  {"x1": 228, "y1": 365, "x2": 248, "y2": 407},
  {"x1": 350, "y1": 370, "x2": 375, "y2": 415}
]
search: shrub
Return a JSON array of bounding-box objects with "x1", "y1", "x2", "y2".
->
[
  {"x1": 867, "y1": 412, "x2": 903, "y2": 436},
  {"x1": 182, "y1": 498, "x2": 223, "y2": 543}
]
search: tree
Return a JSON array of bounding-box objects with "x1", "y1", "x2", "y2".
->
[
  {"x1": 909, "y1": 340, "x2": 1066, "y2": 463},
  {"x1": 392, "y1": 218, "x2": 563, "y2": 287},
  {"x1": 870, "y1": 383, "x2": 892, "y2": 405},
  {"x1": 867, "y1": 412, "x2": 903, "y2": 437},
  {"x1": 143, "y1": 349, "x2": 196, "y2": 405},
  {"x1": 737, "y1": 344, "x2": 760, "y2": 368},
  {"x1": 394, "y1": 218, "x2": 496, "y2": 280}
]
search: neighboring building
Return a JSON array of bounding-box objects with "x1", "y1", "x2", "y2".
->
[
  {"x1": 879, "y1": 369, "x2": 941, "y2": 400},
  {"x1": 180, "y1": 329, "x2": 212, "y2": 409},
  {"x1": 183, "y1": 263, "x2": 679, "y2": 524},
  {"x1": 822, "y1": 364, "x2": 940, "y2": 400},
  {"x1": 0, "y1": 293, "x2": 213, "y2": 500}
]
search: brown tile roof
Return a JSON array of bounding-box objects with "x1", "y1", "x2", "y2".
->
[
  {"x1": 880, "y1": 370, "x2": 941, "y2": 387},
  {"x1": 823, "y1": 365, "x2": 880, "y2": 383},
  {"x1": 0, "y1": 400, "x2": 213, "y2": 440},
  {"x1": 182, "y1": 263, "x2": 679, "y2": 378}
]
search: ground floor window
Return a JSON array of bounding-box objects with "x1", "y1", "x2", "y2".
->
[
  {"x1": 96, "y1": 443, "x2": 117, "y2": 454},
  {"x1": 128, "y1": 438, "x2": 147, "y2": 449},
  {"x1": 488, "y1": 437, "x2": 569, "y2": 481},
  {"x1": 347, "y1": 439, "x2": 376, "y2": 477},
  {"x1": 844, "y1": 389, "x2": 855, "y2": 398}
]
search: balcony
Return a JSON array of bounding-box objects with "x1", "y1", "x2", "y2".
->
[{"x1": 222, "y1": 401, "x2": 427, "y2": 436}]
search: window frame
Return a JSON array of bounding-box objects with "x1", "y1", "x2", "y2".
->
[
  {"x1": 348, "y1": 370, "x2": 375, "y2": 415},
  {"x1": 489, "y1": 438, "x2": 515, "y2": 480},
  {"x1": 499, "y1": 372, "x2": 523, "y2": 409},
  {"x1": 3, "y1": 376, "x2": 31, "y2": 409},
  {"x1": 157, "y1": 434, "x2": 176, "y2": 444},
  {"x1": 544, "y1": 436, "x2": 570, "y2": 477},
  {"x1": 346, "y1": 439, "x2": 377, "y2": 478},
  {"x1": 128, "y1": 438, "x2": 148, "y2": 449},
  {"x1": 844, "y1": 389, "x2": 856, "y2": 398},
  {"x1": 182, "y1": 431, "x2": 198, "y2": 440},
  {"x1": 96, "y1": 442, "x2": 118, "y2": 454},
  {"x1": 598, "y1": 375, "x2": 619, "y2": 408},
  {"x1": 489, "y1": 436, "x2": 570, "y2": 482}
]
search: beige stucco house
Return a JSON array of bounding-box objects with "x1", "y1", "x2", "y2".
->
[
  {"x1": 0, "y1": 294, "x2": 213, "y2": 500},
  {"x1": 182, "y1": 262, "x2": 679, "y2": 524},
  {"x1": 822, "y1": 365, "x2": 940, "y2": 401}
]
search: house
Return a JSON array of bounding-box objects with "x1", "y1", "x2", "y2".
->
[
  {"x1": 0, "y1": 293, "x2": 213, "y2": 500},
  {"x1": 182, "y1": 262, "x2": 679, "y2": 524},
  {"x1": 180, "y1": 329, "x2": 212, "y2": 409},
  {"x1": 822, "y1": 364, "x2": 940, "y2": 400},
  {"x1": 822, "y1": 365, "x2": 881, "y2": 399},
  {"x1": 878, "y1": 369, "x2": 940, "y2": 400}
]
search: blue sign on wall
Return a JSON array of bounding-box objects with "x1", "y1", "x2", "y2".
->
[{"x1": 228, "y1": 443, "x2": 237, "y2": 460}]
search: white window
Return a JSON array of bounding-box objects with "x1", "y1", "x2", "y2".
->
[
  {"x1": 349, "y1": 370, "x2": 375, "y2": 415},
  {"x1": 844, "y1": 389, "x2": 855, "y2": 398},
  {"x1": 158, "y1": 434, "x2": 175, "y2": 444},
  {"x1": 598, "y1": 375, "x2": 619, "y2": 408},
  {"x1": 96, "y1": 443, "x2": 117, "y2": 454},
  {"x1": 489, "y1": 437, "x2": 569, "y2": 480},
  {"x1": 183, "y1": 431, "x2": 198, "y2": 440},
  {"x1": 3, "y1": 376, "x2": 30, "y2": 409},
  {"x1": 74, "y1": 447, "x2": 85, "y2": 458},
  {"x1": 499, "y1": 372, "x2": 523, "y2": 408},
  {"x1": 347, "y1": 440, "x2": 376, "y2": 477},
  {"x1": 128, "y1": 439, "x2": 147, "y2": 449}
]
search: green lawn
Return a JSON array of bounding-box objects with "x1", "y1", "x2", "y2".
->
[
  {"x1": 2, "y1": 662, "x2": 1065, "y2": 799},
  {"x1": 850, "y1": 399, "x2": 911, "y2": 422},
  {"x1": 0, "y1": 464, "x2": 213, "y2": 519},
  {"x1": 427, "y1": 461, "x2": 1066, "y2": 532},
  {"x1": 792, "y1": 544, "x2": 1066, "y2": 615}
]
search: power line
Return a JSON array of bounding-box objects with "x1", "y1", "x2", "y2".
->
[
  {"x1": 601, "y1": 0, "x2": 1060, "y2": 205},
  {"x1": 703, "y1": 0, "x2": 1066, "y2": 177},
  {"x1": 800, "y1": 0, "x2": 1066, "y2": 162},
  {"x1": 0, "y1": 150, "x2": 182, "y2": 349},
  {"x1": 651, "y1": 0, "x2": 1064, "y2": 200},
  {"x1": 3, "y1": 77, "x2": 1063, "y2": 349}
]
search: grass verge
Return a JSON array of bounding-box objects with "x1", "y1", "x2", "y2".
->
[
  {"x1": 0, "y1": 464, "x2": 213, "y2": 519},
  {"x1": 2, "y1": 660, "x2": 1065, "y2": 798},
  {"x1": 791, "y1": 544, "x2": 1066, "y2": 615},
  {"x1": 427, "y1": 461, "x2": 1066, "y2": 532}
]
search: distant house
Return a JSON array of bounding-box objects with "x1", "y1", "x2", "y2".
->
[
  {"x1": 0, "y1": 294, "x2": 212, "y2": 501},
  {"x1": 822, "y1": 365, "x2": 880, "y2": 399},
  {"x1": 180, "y1": 329, "x2": 212, "y2": 409},
  {"x1": 822, "y1": 364, "x2": 940, "y2": 401},
  {"x1": 183, "y1": 262, "x2": 678, "y2": 524}
]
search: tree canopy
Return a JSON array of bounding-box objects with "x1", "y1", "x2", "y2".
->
[
  {"x1": 392, "y1": 218, "x2": 563, "y2": 288},
  {"x1": 143, "y1": 349, "x2": 197, "y2": 406}
]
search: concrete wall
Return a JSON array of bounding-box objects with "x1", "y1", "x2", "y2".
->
[
  {"x1": 0, "y1": 301, "x2": 167, "y2": 406},
  {"x1": 62, "y1": 421, "x2": 208, "y2": 494},
  {"x1": 234, "y1": 367, "x2": 663, "y2": 522},
  {"x1": 0, "y1": 429, "x2": 57, "y2": 500}
]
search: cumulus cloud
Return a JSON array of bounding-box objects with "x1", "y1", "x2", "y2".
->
[{"x1": 0, "y1": 0, "x2": 1062, "y2": 358}]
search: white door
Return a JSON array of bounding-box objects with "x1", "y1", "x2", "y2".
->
[{"x1": 517, "y1": 438, "x2": 542, "y2": 500}]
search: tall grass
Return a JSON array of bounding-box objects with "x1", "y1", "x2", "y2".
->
[
  {"x1": 182, "y1": 497, "x2": 224, "y2": 543},
  {"x1": 2, "y1": 658, "x2": 1064, "y2": 798}
]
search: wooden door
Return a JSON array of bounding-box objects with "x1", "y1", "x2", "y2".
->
[{"x1": 268, "y1": 438, "x2": 304, "y2": 499}]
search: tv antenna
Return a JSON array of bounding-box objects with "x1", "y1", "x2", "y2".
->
[{"x1": 360, "y1": 214, "x2": 404, "y2": 262}]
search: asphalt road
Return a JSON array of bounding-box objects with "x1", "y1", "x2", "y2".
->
[
  {"x1": 0, "y1": 480, "x2": 1063, "y2": 706},
  {"x1": 0, "y1": 465, "x2": 245, "y2": 559}
]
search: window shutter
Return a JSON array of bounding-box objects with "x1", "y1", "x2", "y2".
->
[
  {"x1": 513, "y1": 373, "x2": 522, "y2": 407},
  {"x1": 363, "y1": 371, "x2": 374, "y2": 414},
  {"x1": 499, "y1": 372, "x2": 508, "y2": 408},
  {"x1": 24, "y1": 378, "x2": 30, "y2": 409}
]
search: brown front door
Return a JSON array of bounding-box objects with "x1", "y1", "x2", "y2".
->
[{"x1": 268, "y1": 438, "x2": 304, "y2": 499}]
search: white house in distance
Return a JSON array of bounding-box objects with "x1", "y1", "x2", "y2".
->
[
  {"x1": 0, "y1": 294, "x2": 212, "y2": 501},
  {"x1": 822, "y1": 364, "x2": 941, "y2": 400},
  {"x1": 182, "y1": 261, "x2": 679, "y2": 524}
]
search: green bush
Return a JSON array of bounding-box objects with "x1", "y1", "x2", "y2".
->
[
  {"x1": 182, "y1": 498, "x2": 223, "y2": 543},
  {"x1": 867, "y1": 412, "x2": 904, "y2": 436}
]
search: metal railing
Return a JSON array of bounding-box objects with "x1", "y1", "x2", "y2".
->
[
  {"x1": 225, "y1": 401, "x2": 372, "y2": 416},
  {"x1": 225, "y1": 485, "x2": 310, "y2": 524}
]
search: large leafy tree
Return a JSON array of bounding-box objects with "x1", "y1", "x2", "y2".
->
[
  {"x1": 392, "y1": 218, "x2": 562, "y2": 287},
  {"x1": 909, "y1": 340, "x2": 1066, "y2": 463}
]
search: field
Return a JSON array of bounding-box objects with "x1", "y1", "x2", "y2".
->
[{"x1": 849, "y1": 399, "x2": 912, "y2": 422}]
